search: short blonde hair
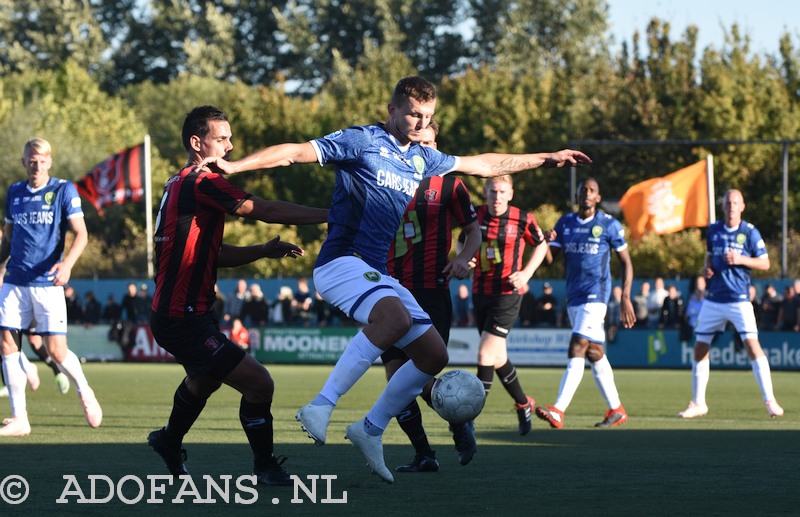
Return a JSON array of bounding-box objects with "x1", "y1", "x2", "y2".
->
[
  {"x1": 23, "y1": 137, "x2": 52, "y2": 158},
  {"x1": 485, "y1": 174, "x2": 513, "y2": 189}
]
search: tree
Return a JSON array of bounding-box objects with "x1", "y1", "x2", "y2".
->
[
  {"x1": 273, "y1": 0, "x2": 465, "y2": 93},
  {"x1": 467, "y1": 0, "x2": 611, "y2": 74},
  {"x1": 0, "y1": 0, "x2": 107, "y2": 76}
]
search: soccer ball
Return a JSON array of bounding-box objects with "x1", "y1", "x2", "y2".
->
[{"x1": 431, "y1": 370, "x2": 486, "y2": 425}]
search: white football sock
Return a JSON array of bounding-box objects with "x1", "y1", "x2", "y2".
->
[
  {"x1": 19, "y1": 352, "x2": 33, "y2": 372},
  {"x1": 692, "y1": 359, "x2": 710, "y2": 406},
  {"x1": 2, "y1": 352, "x2": 27, "y2": 417},
  {"x1": 591, "y1": 355, "x2": 622, "y2": 409},
  {"x1": 554, "y1": 357, "x2": 586, "y2": 411},
  {"x1": 751, "y1": 355, "x2": 776, "y2": 402},
  {"x1": 318, "y1": 331, "x2": 382, "y2": 405},
  {"x1": 366, "y1": 360, "x2": 431, "y2": 430},
  {"x1": 55, "y1": 350, "x2": 91, "y2": 395}
]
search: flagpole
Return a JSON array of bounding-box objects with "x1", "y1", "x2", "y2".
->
[
  {"x1": 781, "y1": 142, "x2": 788, "y2": 278},
  {"x1": 144, "y1": 135, "x2": 154, "y2": 279},
  {"x1": 706, "y1": 154, "x2": 715, "y2": 224}
]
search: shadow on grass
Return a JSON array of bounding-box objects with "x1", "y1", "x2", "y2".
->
[{"x1": 1, "y1": 430, "x2": 797, "y2": 516}]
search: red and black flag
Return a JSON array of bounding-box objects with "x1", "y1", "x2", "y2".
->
[{"x1": 76, "y1": 143, "x2": 146, "y2": 215}]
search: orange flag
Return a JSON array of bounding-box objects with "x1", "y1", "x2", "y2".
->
[{"x1": 619, "y1": 160, "x2": 711, "y2": 241}]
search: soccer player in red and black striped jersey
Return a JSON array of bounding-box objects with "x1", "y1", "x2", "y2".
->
[
  {"x1": 470, "y1": 175, "x2": 548, "y2": 435},
  {"x1": 383, "y1": 122, "x2": 482, "y2": 472},
  {"x1": 147, "y1": 105, "x2": 328, "y2": 485}
]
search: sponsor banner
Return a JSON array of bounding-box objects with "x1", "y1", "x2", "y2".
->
[
  {"x1": 606, "y1": 330, "x2": 800, "y2": 370},
  {"x1": 113, "y1": 323, "x2": 800, "y2": 370},
  {"x1": 252, "y1": 327, "x2": 358, "y2": 364},
  {"x1": 125, "y1": 325, "x2": 175, "y2": 363},
  {"x1": 447, "y1": 328, "x2": 572, "y2": 366}
]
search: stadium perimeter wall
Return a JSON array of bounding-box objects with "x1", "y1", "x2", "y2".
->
[{"x1": 51, "y1": 324, "x2": 800, "y2": 371}]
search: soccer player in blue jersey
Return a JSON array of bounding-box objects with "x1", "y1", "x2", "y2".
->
[
  {"x1": 677, "y1": 189, "x2": 783, "y2": 419},
  {"x1": 0, "y1": 138, "x2": 102, "y2": 436},
  {"x1": 535, "y1": 177, "x2": 635, "y2": 429},
  {"x1": 200, "y1": 76, "x2": 591, "y2": 483}
]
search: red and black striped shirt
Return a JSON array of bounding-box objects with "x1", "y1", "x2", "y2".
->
[
  {"x1": 152, "y1": 166, "x2": 251, "y2": 318},
  {"x1": 472, "y1": 205, "x2": 544, "y2": 296},
  {"x1": 387, "y1": 175, "x2": 477, "y2": 290}
]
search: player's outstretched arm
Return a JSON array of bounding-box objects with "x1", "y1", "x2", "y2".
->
[
  {"x1": 456, "y1": 149, "x2": 591, "y2": 178},
  {"x1": 236, "y1": 197, "x2": 328, "y2": 226},
  {"x1": 199, "y1": 143, "x2": 318, "y2": 175},
  {"x1": 218, "y1": 237, "x2": 303, "y2": 268}
]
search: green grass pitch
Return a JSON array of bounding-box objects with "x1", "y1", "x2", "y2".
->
[{"x1": 0, "y1": 363, "x2": 797, "y2": 516}]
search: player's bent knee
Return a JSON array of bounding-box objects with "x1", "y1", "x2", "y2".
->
[{"x1": 586, "y1": 344, "x2": 605, "y2": 362}]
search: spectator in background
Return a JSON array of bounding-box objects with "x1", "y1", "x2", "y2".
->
[
  {"x1": 647, "y1": 276, "x2": 668, "y2": 328},
  {"x1": 633, "y1": 281, "x2": 650, "y2": 328},
  {"x1": 82, "y1": 291, "x2": 102, "y2": 327},
  {"x1": 793, "y1": 279, "x2": 800, "y2": 330},
  {"x1": 518, "y1": 284, "x2": 537, "y2": 327},
  {"x1": 314, "y1": 291, "x2": 334, "y2": 327},
  {"x1": 102, "y1": 294, "x2": 121, "y2": 324},
  {"x1": 224, "y1": 279, "x2": 250, "y2": 324},
  {"x1": 535, "y1": 282, "x2": 558, "y2": 328},
  {"x1": 749, "y1": 285, "x2": 761, "y2": 327},
  {"x1": 759, "y1": 283, "x2": 782, "y2": 330},
  {"x1": 136, "y1": 283, "x2": 152, "y2": 323},
  {"x1": 659, "y1": 284, "x2": 684, "y2": 329},
  {"x1": 242, "y1": 283, "x2": 270, "y2": 327},
  {"x1": 121, "y1": 283, "x2": 140, "y2": 324},
  {"x1": 64, "y1": 285, "x2": 83, "y2": 324},
  {"x1": 270, "y1": 286, "x2": 294, "y2": 326},
  {"x1": 776, "y1": 285, "x2": 798, "y2": 331},
  {"x1": 606, "y1": 285, "x2": 622, "y2": 342},
  {"x1": 103, "y1": 293, "x2": 124, "y2": 345},
  {"x1": 453, "y1": 284, "x2": 472, "y2": 327},
  {"x1": 292, "y1": 277, "x2": 314, "y2": 326},
  {"x1": 682, "y1": 275, "x2": 706, "y2": 341},
  {"x1": 230, "y1": 317, "x2": 250, "y2": 351}
]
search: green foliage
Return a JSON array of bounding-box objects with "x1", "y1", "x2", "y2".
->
[
  {"x1": 2, "y1": 3, "x2": 800, "y2": 280},
  {"x1": 273, "y1": 0, "x2": 465, "y2": 92},
  {"x1": 0, "y1": 0, "x2": 107, "y2": 75},
  {"x1": 628, "y1": 228, "x2": 707, "y2": 278}
]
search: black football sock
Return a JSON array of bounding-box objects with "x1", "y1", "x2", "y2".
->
[
  {"x1": 496, "y1": 360, "x2": 527, "y2": 405},
  {"x1": 240, "y1": 397, "x2": 275, "y2": 467},
  {"x1": 30, "y1": 343, "x2": 60, "y2": 376},
  {"x1": 165, "y1": 380, "x2": 208, "y2": 443},
  {"x1": 396, "y1": 399, "x2": 434, "y2": 457},
  {"x1": 477, "y1": 365, "x2": 494, "y2": 394}
]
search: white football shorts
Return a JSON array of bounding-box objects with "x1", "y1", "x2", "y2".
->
[
  {"x1": 0, "y1": 283, "x2": 68, "y2": 335},
  {"x1": 566, "y1": 302, "x2": 608, "y2": 344},
  {"x1": 694, "y1": 299, "x2": 758, "y2": 342},
  {"x1": 313, "y1": 256, "x2": 431, "y2": 348}
]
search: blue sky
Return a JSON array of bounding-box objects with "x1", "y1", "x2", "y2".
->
[{"x1": 606, "y1": 0, "x2": 799, "y2": 56}]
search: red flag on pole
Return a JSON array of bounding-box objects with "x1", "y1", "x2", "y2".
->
[{"x1": 76, "y1": 144, "x2": 146, "y2": 216}]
